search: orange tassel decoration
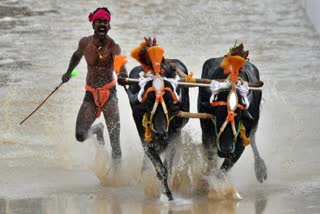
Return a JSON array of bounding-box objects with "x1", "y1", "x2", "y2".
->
[
  {"x1": 220, "y1": 42, "x2": 249, "y2": 82},
  {"x1": 113, "y1": 55, "x2": 127, "y2": 75},
  {"x1": 142, "y1": 113, "x2": 152, "y2": 142},
  {"x1": 130, "y1": 42, "x2": 146, "y2": 65},
  {"x1": 220, "y1": 57, "x2": 232, "y2": 74},
  {"x1": 240, "y1": 123, "x2": 250, "y2": 146},
  {"x1": 144, "y1": 127, "x2": 152, "y2": 142},
  {"x1": 147, "y1": 46, "x2": 164, "y2": 74},
  {"x1": 131, "y1": 41, "x2": 152, "y2": 72},
  {"x1": 228, "y1": 55, "x2": 246, "y2": 82}
]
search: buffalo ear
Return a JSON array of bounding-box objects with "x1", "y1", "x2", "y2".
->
[{"x1": 241, "y1": 110, "x2": 254, "y2": 123}]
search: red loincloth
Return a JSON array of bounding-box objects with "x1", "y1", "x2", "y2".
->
[{"x1": 85, "y1": 79, "x2": 116, "y2": 118}]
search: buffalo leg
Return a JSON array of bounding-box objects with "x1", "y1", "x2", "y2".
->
[
  {"x1": 163, "y1": 140, "x2": 177, "y2": 178},
  {"x1": 250, "y1": 124, "x2": 267, "y2": 183},
  {"x1": 144, "y1": 145, "x2": 173, "y2": 201},
  {"x1": 200, "y1": 119, "x2": 217, "y2": 174},
  {"x1": 141, "y1": 154, "x2": 150, "y2": 172},
  {"x1": 219, "y1": 141, "x2": 245, "y2": 176}
]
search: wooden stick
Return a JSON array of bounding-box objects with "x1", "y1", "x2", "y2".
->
[
  {"x1": 171, "y1": 64, "x2": 264, "y2": 88},
  {"x1": 178, "y1": 78, "x2": 264, "y2": 88},
  {"x1": 124, "y1": 78, "x2": 263, "y2": 90},
  {"x1": 150, "y1": 59, "x2": 264, "y2": 88},
  {"x1": 20, "y1": 82, "x2": 63, "y2": 125},
  {"x1": 176, "y1": 111, "x2": 214, "y2": 119}
]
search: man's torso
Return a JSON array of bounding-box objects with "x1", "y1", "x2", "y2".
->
[{"x1": 82, "y1": 35, "x2": 118, "y2": 88}]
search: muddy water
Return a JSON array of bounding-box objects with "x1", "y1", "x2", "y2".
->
[{"x1": 1, "y1": 0, "x2": 320, "y2": 213}]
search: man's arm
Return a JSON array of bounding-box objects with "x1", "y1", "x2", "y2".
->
[{"x1": 62, "y1": 39, "x2": 85, "y2": 83}]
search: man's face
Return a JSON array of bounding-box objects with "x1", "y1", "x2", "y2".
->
[{"x1": 93, "y1": 18, "x2": 110, "y2": 39}]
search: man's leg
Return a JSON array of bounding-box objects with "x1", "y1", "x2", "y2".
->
[
  {"x1": 103, "y1": 95, "x2": 121, "y2": 160},
  {"x1": 76, "y1": 100, "x2": 104, "y2": 144}
]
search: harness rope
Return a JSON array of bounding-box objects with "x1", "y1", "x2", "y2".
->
[
  {"x1": 140, "y1": 86, "x2": 178, "y2": 142},
  {"x1": 210, "y1": 99, "x2": 250, "y2": 147}
]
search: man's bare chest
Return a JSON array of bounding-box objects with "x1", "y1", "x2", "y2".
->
[{"x1": 83, "y1": 41, "x2": 113, "y2": 66}]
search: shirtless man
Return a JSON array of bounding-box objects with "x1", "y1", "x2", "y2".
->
[{"x1": 61, "y1": 7, "x2": 127, "y2": 162}]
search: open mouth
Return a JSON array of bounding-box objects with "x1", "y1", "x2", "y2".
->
[{"x1": 97, "y1": 27, "x2": 106, "y2": 35}]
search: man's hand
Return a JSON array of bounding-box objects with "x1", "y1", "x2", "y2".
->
[
  {"x1": 117, "y1": 73, "x2": 128, "y2": 86},
  {"x1": 62, "y1": 73, "x2": 71, "y2": 83}
]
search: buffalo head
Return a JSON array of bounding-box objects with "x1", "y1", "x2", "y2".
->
[
  {"x1": 209, "y1": 82, "x2": 253, "y2": 158},
  {"x1": 139, "y1": 75, "x2": 180, "y2": 143}
]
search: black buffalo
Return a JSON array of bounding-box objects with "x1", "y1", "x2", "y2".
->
[
  {"x1": 198, "y1": 57, "x2": 267, "y2": 182},
  {"x1": 126, "y1": 59, "x2": 189, "y2": 200}
]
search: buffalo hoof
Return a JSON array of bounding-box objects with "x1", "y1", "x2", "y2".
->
[
  {"x1": 166, "y1": 191, "x2": 174, "y2": 201},
  {"x1": 216, "y1": 169, "x2": 227, "y2": 180}
]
